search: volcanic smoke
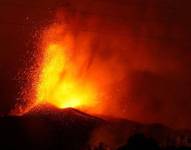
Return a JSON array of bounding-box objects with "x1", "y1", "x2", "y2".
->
[{"x1": 10, "y1": 7, "x2": 191, "y2": 130}]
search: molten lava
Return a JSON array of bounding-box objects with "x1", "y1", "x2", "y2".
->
[
  {"x1": 36, "y1": 24, "x2": 99, "y2": 111},
  {"x1": 15, "y1": 15, "x2": 126, "y2": 116}
]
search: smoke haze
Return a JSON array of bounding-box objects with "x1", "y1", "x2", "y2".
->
[{"x1": 0, "y1": 0, "x2": 191, "y2": 129}]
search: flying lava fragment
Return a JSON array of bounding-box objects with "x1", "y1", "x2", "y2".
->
[{"x1": 14, "y1": 14, "x2": 126, "y2": 116}]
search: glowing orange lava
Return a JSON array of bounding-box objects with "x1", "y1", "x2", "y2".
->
[
  {"x1": 13, "y1": 17, "x2": 126, "y2": 116},
  {"x1": 36, "y1": 24, "x2": 99, "y2": 111}
]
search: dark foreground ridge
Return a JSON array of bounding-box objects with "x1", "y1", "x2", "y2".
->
[
  {"x1": 0, "y1": 105, "x2": 190, "y2": 150},
  {"x1": 0, "y1": 104, "x2": 103, "y2": 150}
]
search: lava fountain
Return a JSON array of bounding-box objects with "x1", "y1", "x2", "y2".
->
[
  {"x1": 35, "y1": 23, "x2": 101, "y2": 112},
  {"x1": 14, "y1": 13, "x2": 126, "y2": 116}
]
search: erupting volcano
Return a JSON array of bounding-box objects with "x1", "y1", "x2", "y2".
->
[
  {"x1": 28, "y1": 24, "x2": 100, "y2": 114},
  {"x1": 36, "y1": 24, "x2": 98, "y2": 111},
  {"x1": 1, "y1": 0, "x2": 191, "y2": 150},
  {"x1": 17, "y1": 16, "x2": 125, "y2": 116}
]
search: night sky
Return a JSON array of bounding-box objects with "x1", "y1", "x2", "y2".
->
[{"x1": 0, "y1": 0, "x2": 191, "y2": 129}]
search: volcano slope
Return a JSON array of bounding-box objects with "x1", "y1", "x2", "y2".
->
[
  {"x1": 0, "y1": 105, "x2": 190, "y2": 150},
  {"x1": 0, "y1": 105, "x2": 103, "y2": 150}
]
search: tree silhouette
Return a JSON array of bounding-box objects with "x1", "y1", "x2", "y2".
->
[{"x1": 117, "y1": 133, "x2": 160, "y2": 150}]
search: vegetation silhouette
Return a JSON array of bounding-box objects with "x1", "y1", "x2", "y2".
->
[{"x1": 116, "y1": 133, "x2": 160, "y2": 150}]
